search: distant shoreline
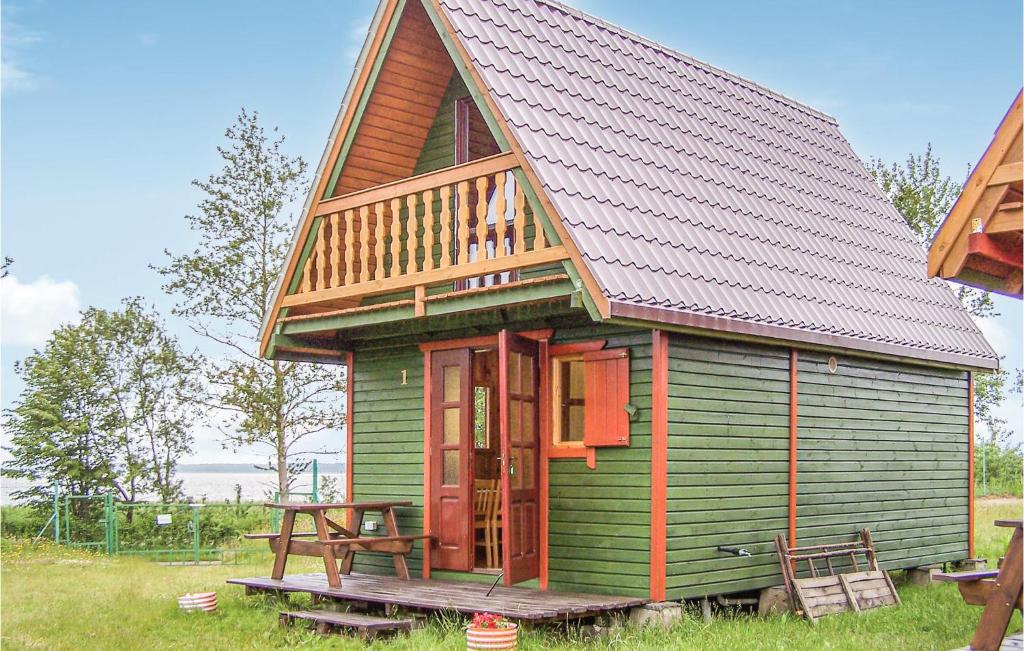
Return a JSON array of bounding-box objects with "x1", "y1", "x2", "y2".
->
[{"x1": 176, "y1": 463, "x2": 345, "y2": 473}]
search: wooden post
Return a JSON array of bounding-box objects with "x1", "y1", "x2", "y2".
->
[
  {"x1": 374, "y1": 202, "x2": 386, "y2": 281},
  {"x1": 650, "y1": 329, "x2": 668, "y2": 601},
  {"x1": 457, "y1": 181, "x2": 470, "y2": 264},
  {"x1": 330, "y1": 213, "x2": 343, "y2": 287},
  {"x1": 513, "y1": 185, "x2": 526, "y2": 254},
  {"x1": 439, "y1": 186, "x2": 452, "y2": 268},
  {"x1": 968, "y1": 371, "x2": 975, "y2": 559},
  {"x1": 344, "y1": 210, "x2": 355, "y2": 286},
  {"x1": 476, "y1": 176, "x2": 489, "y2": 261},
  {"x1": 789, "y1": 349, "x2": 798, "y2": 549},
  {"x1": 422, "y1": 189, "x2": 435, "y2": 271},
  {"x1": 406, "y1": 193, "x2": 419, "y2": 274},
  {"x1": 390, "y1": 197, "x2": 402, "y2": 278},
  {"x1": 359, "y1": 205, "x2": 371, "y2": 283},
  {"x1": 494, "y1": 173, "x2": 507, "y2": 258}
]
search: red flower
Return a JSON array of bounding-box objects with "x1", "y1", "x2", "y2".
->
[{"x1": 470, "y1": 612, "x2": 512, "y2": 629}]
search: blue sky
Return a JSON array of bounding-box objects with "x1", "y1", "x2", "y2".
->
[{"x1": 2, "y1": 0, "x2": 1021, "y2": 464}]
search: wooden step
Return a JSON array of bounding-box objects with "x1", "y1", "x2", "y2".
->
[{"x1": 279, "y1": 609, "x2": 414, "y2": 639}]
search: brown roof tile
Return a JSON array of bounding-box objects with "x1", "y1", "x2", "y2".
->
[{"x1": 440, "y1": 0, "x2": 997, "y2": 368}]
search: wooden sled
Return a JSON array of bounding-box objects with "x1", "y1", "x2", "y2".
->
[{"x1": 774, "y1": 528, "x2": 900, "y2": 624}]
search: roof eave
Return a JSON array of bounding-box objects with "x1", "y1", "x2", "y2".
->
[{"x1": 608, "y1": 301, "x2": 999, "y2": 371}]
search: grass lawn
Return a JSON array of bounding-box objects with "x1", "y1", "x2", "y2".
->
[{"x1": 2, "y1": 499, "x2": 1020, "y2": 650}]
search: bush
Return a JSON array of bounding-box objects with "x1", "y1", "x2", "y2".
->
[{"x1": 975, "y1": 442, "x2": 1023, "y2": 497}]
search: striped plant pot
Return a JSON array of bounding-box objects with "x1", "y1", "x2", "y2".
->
[
  {"x1": 466, "y1": 624, "x2": 518, "y2": 649},
  {"x1": 177, "y1": 592, "x2": 218, "y2": 613}
]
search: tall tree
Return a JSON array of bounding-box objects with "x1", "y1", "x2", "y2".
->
[
  {"x1": 3, "y1": 299, "x2": 199, "y2": 504},
  {"x1": 157, "y1": 109, "x2": 345, "y2": 496},
  {"x1": 869, "y1": 145, "x2": 1009, "y2": 443}
]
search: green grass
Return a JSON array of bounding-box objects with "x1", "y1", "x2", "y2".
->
[{"x1": 2, "y1": 499, "x2": 1020, "y2": 650}]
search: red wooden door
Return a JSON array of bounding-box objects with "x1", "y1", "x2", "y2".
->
[
  {"x1": 498, "y1": 330, "x2": 540, "y2": 585},
  {"x1": 429, "y1": 348, "x2": 473, "y2": 571}
]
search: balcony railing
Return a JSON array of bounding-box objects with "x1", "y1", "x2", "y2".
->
[{"x1": 283, "y1": 152, "x2": 568, "y2": 311}]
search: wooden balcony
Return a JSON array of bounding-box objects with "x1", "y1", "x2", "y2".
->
[{"x1": 283, "y1": 153, "x2": 569, "y2": 313}]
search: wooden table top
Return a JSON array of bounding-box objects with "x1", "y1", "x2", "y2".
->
[
  {"x1": 994, "y1": 519, "x2": 1023, "y2": 529},
  {"x1": 264, "y1": 501, "x2": 413, "y2": 512}
]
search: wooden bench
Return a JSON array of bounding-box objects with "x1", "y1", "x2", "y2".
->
[{"x1": 279, "y1": 609, "x2": 414, "y2": 640}]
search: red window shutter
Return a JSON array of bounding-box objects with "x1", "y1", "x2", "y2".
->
[{"x1": 582, "y1": 348, "x2": 630, "y2": 447}]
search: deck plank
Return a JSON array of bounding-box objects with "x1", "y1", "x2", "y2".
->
[{"x1": 229, "y1": 572, "x2": 646, "y2": 621}]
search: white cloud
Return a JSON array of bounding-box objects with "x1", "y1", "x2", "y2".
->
[
  {"x1": 0, "y1": 276, "x2": 81, "y2": 347},
  {"x1": 1, "y1": 10, "x2": 43, "y2": 93},
  {"x1": 139, "y1": 33, "x2": 158, "y2": 47},
  {"x1": 977, "y1": 315, "x2": 1012, "y2": 356}
]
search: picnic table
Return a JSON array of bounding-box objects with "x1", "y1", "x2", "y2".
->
[
  {"x1": 936, "y1": 519, "x2": 1023, "y2": 651},
  {"x1": 249, "y1": 501, "x2": 431, "y2": 588}
]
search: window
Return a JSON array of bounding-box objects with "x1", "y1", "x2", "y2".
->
[
  {"x1": 551, "y1": 355, "x2": 586, "y2": 446},
  {"x1": 549, "y1": 346, "x2": 631, "y2": 452},
  {"x1": 473, "y1": 386, "x2": 491, "y2": 448}
]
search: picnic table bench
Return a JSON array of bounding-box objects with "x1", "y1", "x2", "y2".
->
[
  {"x1": 935, "y1": 519, "x2": 1023, "y2": 651},
  {"x1": 248, "y1": 501, "x2": 432, "y2": 588}
]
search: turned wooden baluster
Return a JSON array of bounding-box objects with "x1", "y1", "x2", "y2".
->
[
  {"x1": 422, "y1": 189, "x2": 435, "y2": 272},
  {"x1": 329, "y1": 213, "x2": 343, "y2": 287},
  {"x1": 531, "y1": 192, "x2": 547, "y2": 250},
  {"x1": 344, "y1": 209, "x2": 355, "y2": 285},
  {"x1": 315, "y1": 219, "x2": 329, "y2": 290},
  {"x1": 390, "y1": 197, "x2": 402, "y2": 277},
  {"x1": 494, "y1": 173, "x2": 507, "y2": 258},
  {"x1": 359, "y1": 205, "x2": 370, "y2": 283},
  {"x1": 457, "y1": 181, "x2": 470, "y2": 264},
  {"x1": 374, "y1": 201, "x2": 386, "y2": 281},
  {"x1": 406, "y1": 193, "x2": 419, "y2": 274},
  {"x1": 302, "y1": 251, "x2": 315, "y2": 293},
  {"x1": 513, "y1": 185, "x2": 526, "y2": 255},
  {"x1": 440, "y1": 185, "x2": 453, "y2": 269},
  {"x1": 475, "y1": 176, "x2": 489, "y2": 261}
]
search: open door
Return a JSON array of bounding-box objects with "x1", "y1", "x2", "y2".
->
[
  {"x1": 498, "y1": 330, "x2": 540, "y2": 585},
  {"x1": 429, "y1": 348, "x2": 474, "y2": 571}
]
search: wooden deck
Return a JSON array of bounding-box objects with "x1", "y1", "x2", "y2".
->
[{"x1": 228, "y1": 572, "x2": 647, "y2": 621}]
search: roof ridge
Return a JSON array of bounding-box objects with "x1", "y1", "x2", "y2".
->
[{"x1": 526, "y1": 0, "x2": 838, "y2": 125}]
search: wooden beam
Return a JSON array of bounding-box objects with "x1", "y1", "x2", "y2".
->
[
  {"x1": 930, "y1": 90, "x2": 1022, "y2": 277},
  {"x1": 315, "y1": 153, "x2": 518, "y2": 217},
  {"x1": 789, "y1": 349, "x2": 799, "y2": 549},
  {"x1": 967, "y1": 232, "x2": 1023, "y2": 269},
  {"x1": 282, "y1": 246, "x2": 569, "y2": 309},
  {"x1": 987, "y1": 203, "x2": 1023, "y2": 234},
  {"x1": 968, "y1": 371, "x2": 975, "y2": 559},
  {"x1": 649, "y1": 329, "x2": 668, "y2": 601},
  {"x1": 988, "y1": 161, "x2": 1023, "y2": 187}
]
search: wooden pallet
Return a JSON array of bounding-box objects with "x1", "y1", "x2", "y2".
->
[
  {"x1": 775, "y1": 528, "x2": 900, "y2": 624},
  {"x1": 279, "y1": 609, "x2": 414, "y2": 640}
]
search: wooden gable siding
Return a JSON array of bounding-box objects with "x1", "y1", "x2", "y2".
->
[
  {"x1": 546, "y1": 325, "x2": 652, "y2": 597},
  {"x1": 330, "y1": 0, "x2": 454, "y2": 197},
  {"x1": 795, "y1": 353, "x2": 970, "y2": 569},
  {"x1": 413, "y1": 73, "x2": 500, "y2": 176},
  {"x1": 664, "y1": 335, "x2": 791, "y2": 598}
]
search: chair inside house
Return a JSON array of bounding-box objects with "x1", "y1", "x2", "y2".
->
[{"x1": 473, "y1": 479, "x2": 501, "y2": 569}]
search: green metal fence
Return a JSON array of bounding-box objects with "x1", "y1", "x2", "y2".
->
[{"x1": 49, "y1": 462, "x2": 324, "y2": 564}]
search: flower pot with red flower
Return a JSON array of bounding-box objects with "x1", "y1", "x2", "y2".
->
[{"x1": 466, "y1": 612, "x2": 518, "y2": 649}]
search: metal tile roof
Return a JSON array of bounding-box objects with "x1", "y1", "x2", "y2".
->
[{"x1": 439, "y1": 0, "x2": 997, "y2": 368}]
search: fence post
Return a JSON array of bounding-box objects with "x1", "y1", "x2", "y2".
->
[
  {"x1": 192, "y1": 506, "x2": 201, "y2": 565},
  {"x1": 104, "y1": 493, "x2": 114, "y2": 554},
  {"x1": 312, "y1": 459, "x2": 319, "y2": 503},
  {"x1": 63, "y1": 494, "x2": 71, "y2": 545},
  {"x1": 53, "y1": 482, "x2": 60, "y2": 544}
]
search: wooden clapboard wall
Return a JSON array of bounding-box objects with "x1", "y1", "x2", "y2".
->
[
  {"x1": 329, "y1": 0, "x2": 455, "y2": 197},
  {"x1": 665, "y1": 335, "x2": 791, "y2": 599},
  {"x1": 795, "y1": 352, "x2": 970, "y2": 568}
]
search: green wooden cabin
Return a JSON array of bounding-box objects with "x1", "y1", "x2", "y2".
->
[{"x1": 259, "y1": 0, "x2": 997, "y2": 601}]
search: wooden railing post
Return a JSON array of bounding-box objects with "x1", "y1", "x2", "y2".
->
[
  {"x1": 359, "y1": 205, "x2": 371, "y2": 283},
  {"x1": 390, "y1": 197, "x2": 402, "y2": 278},
  {"x1": 423, "y1": 189, "x2": 436, "y2": 272},
  {"x1": 374, "y1": 202, "x2": 386, "y2": 281},
  {"x1": 440, "y1": 185, "x2": 452, "y2": 269},
  {"x1": 513, "y1": 185, "x2": 526, "y2": 255},
  {"x1": 457, "y1": 181, "x2": 470, "y2": 265},
  {"x1": 406, "y1": 193, "x2": 419, "y2": 275},
  {"x1": 330, "y1": 213, "x2": 343, "y2": 288},
  {"x1": 495, "y1": 173, "x2": 507, "y2": 258},
  {"x1": 475, "y1": 176, "x2": 489, "y2": 262},
  {"x1": 344, "y1": 210, "x2": 355, "y2": 286}
]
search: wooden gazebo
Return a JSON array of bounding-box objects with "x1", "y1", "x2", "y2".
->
[{"x1": 929, "y1": 90, "x2": 1023, "y2": 298}]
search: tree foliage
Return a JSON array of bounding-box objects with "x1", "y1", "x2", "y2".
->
[
  {"x1": 869, "y1": 146, "x2": 1011, "y2": 444},
  {"x1": 157, "y1": 109, "x2": 345, "y2": 496},
  {"x1": 3, "y1": 299, "x2": 199, "y2": 505}
]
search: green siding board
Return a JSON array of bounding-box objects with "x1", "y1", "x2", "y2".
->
[{"x1": 795, "y1": 351, "x2": 969, "y2": 572}]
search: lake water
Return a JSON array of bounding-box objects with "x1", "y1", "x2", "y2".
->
[{"x1": 1, "y1": 472, "x2": 345, "y2": 505}]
